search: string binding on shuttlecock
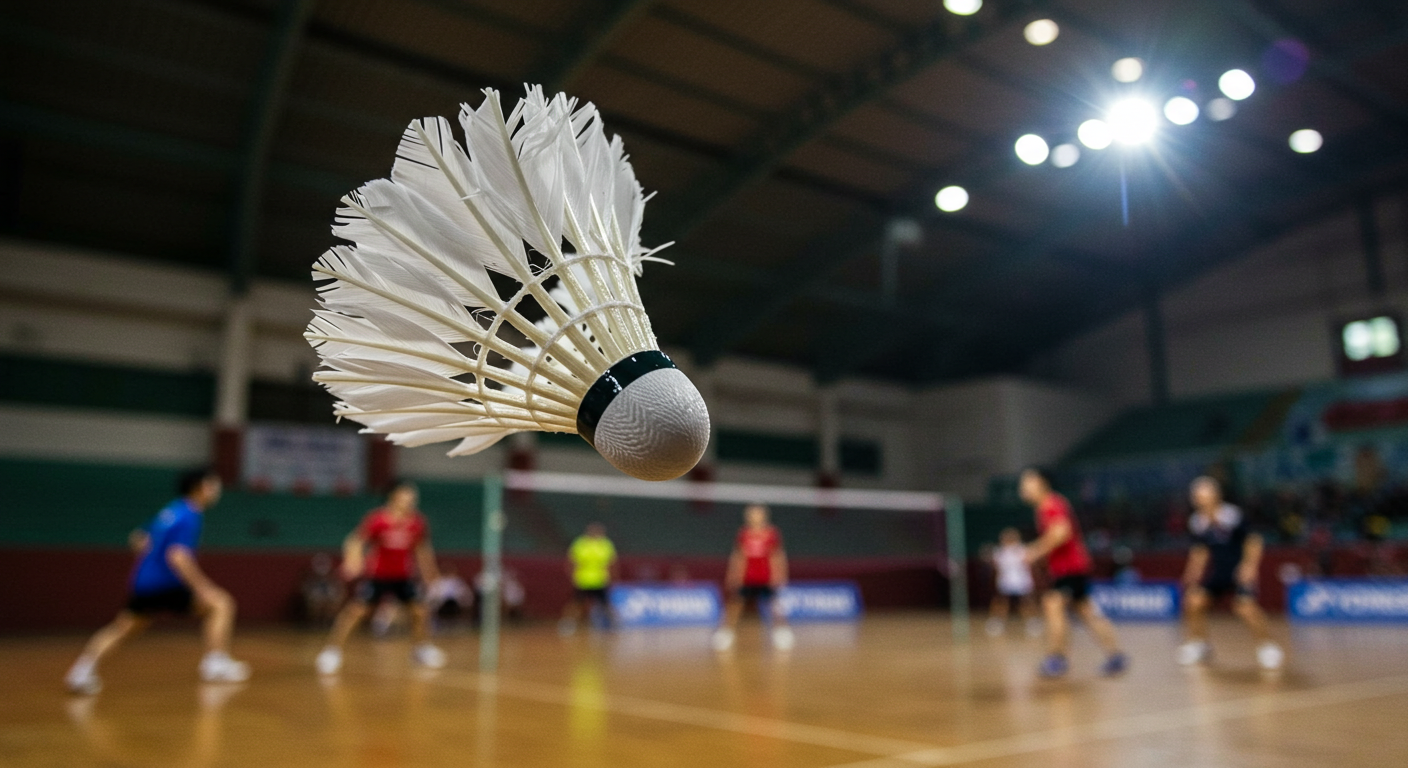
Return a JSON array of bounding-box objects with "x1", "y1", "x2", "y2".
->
[{"x1": 305, "y1": 85, "x2": 710, "y2": 481}]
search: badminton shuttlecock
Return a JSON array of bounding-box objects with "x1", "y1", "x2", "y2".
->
[{"x1": 305, "y1": 86, "x2": 710, "y2": 481}]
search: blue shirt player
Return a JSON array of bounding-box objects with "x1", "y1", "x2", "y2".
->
[{"x1": 65, "y1": 468, "x2": 250, "y2": 694}]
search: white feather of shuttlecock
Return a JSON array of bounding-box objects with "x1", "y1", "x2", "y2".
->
[{"x1": 305, "y1": 86, "x2": 673, "y2": 457}]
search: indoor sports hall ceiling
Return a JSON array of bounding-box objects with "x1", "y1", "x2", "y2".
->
[{"x1": 2, "y1": 0, "x2": 1407, "y2": 384}]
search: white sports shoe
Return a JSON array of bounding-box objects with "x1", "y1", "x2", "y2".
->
[
  {"x1": 711, "y1": 628, "x2": 735, "y2": 651},
  {"x1": 316, "y1": 646, "x2": 343, "y2": 676},
  {"x1": 1256, "y1": 642, "x2": 1285, "y2": 671},
  {"x1": 413, "y1": 643, "x2": 447, "y2": 669},
  {"x1": 1177, "y1": 640, "x2": 1212, "y2": 666},
  {"x1": 984, "y1": 618, "x2": 1004, "y2": 637},
  {"x1": 65, "y1": 657, "x2": 102, "y2": 695},
  {"x1": 771, "y1": 626, "x2": 796, "y2": 651},
  {"x1": 199, "y1": 651, "x2": 251, "y2": 683}
]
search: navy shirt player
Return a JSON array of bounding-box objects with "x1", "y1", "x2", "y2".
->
[
  {"x1": 65, "y1": 468, "x2": 250, "y2": 694},
  {"x1": 1177, "y1": 476, "x2": 1285, "y2": 670}
]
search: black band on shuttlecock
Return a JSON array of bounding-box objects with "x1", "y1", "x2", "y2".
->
[{"x1": 576, "y1": 350, "x2": 677, "y2": 447}]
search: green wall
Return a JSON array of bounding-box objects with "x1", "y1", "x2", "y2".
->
[{"x1": 0, "y1": 458, "x2": 486, "y2": 552}]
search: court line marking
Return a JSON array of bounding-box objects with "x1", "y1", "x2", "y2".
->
[
  {"x1": 431, "y1": 671, "x2": 939, "y2": 757},
  {"x1": 819, "y1": 672, "x2": 1408, "y2": 768}
]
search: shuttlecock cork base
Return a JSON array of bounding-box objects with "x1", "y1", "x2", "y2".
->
[{"x1": 575, "y1": 351, "x2": 710, "y2": 481}]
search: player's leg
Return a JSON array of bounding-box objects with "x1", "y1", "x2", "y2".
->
[
  {"x1": 766, "y1": 588, "x2": 793, "y2": 650},
  {"x1": 1231, "y1": 593, "x2": 1283, "y2": 669},
  {"x1": 318, "y1": 584, "x2": 372, "y2": 674},
  {"x1": 407, "y1": 582, "x2": 446, "y2": 669},
  {"x1": 1038, "y1": 589, "x2": 1071, "y2": 677},
  {"x1": 192, "y1": 587, "x2": 250, "y2": 683},
  {"x1": 1072, "y1": 596, "x2": 1126, "y2": 675},
  {"x1": 593, "y1": 589, "x2": 614, "y2": 630},
  {"x1": 1178, "y1": 586, "x2": 1214, "y2": 665},
  {"x1": 66, "y1": 611, "x2": 152, "y2": 694},
  {"x1": 559, "y1": 591, "x2": 585, "y2": 635},
  {"x1": 193, "y1": 586, "x2": 237, "y2": 655},
  {"x1": 1018, "y1": 593, "x2": 1042, "y2": 637},
  {"x1": 986, "y1": 592, "x2": 1010, "y2": 637},
  {"x1": 712, "y1": 590, "x2": 747, "y2": 651}
]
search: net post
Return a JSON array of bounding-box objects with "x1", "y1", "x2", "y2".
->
[
  {"x1": 945, "y1": 495, "x2": 969, "y2": 642},
  {"x1": 479, "y1": 474, "x2": 505, "y2": 672}
]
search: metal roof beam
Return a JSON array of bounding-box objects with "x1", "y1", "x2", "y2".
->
[
  {"x1": 228, "y1": 0, "x2": 314, "y2": 293},
  {"x1": 541, "y1": 0, "x2": 655, "y2": 90},
  {"x1": 646, "y1": 0, "x2": 1055, "y2": 242},
  {"x1": 0, "y1": 100, "x2": 353, "y2": 197},
  {"x1": 1224, "y1": 0, "x2": 1408, "y2": 134}
]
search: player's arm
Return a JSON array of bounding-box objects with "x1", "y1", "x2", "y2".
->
[
  {"x1": 166, "y1": 545, "x2": 224, "y2": 599},
  {"x1": 1236, "y1": 533, "x2": 1263, "y2": 586},
  {"x1": 341, "y1": 528, "x2": 368, "y2": 580},
  {"x1": 416, "y1": 539, "x2": 440, "y2": 584},
  {"x1": 1023, "y1": 518, "x2": 1071, "y2": 564},
  {"x1": 724, "y1": 547, "x2": 744, "y2": 589},
  {"x1": 1182, "y1": 544, "x2": 1210, "y2": 587},
  {"x1": 771, "y1": 547, "x2": 788, "y2": 588},
  {"x1": 128, "y1": 528, "x2": 151, "y2": 554}
]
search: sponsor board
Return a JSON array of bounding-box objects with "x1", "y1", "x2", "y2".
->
[
  {"x1": 777, "y1": 581, "x2": 863, "y2": 622},
  {"x1": 610, "y1": 584, "x2": 722, "y2": 627},
  {"x1": 1288, "y1": 579, "x2": 1408, "y2": 623},
  {"x1": 1090, "y1": 581, "x2": 1181, "y2": 621}
]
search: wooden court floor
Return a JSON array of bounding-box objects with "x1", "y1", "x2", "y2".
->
[{"x1": 1, "y1": 614, "x2": 1406, "y2": 767}]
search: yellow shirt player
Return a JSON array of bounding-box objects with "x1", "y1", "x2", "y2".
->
[{"x1": 560, "y1": 522, "x2": 617, "y2": 635}]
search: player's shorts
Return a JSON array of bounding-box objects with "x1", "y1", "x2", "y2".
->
[
  {"x1": 1200, "y1": 576, "x2": 1256, "y2": 600},
  {"x1": 739, "y1": 584, "x2": 776, "y2": 601},
  {"x1": 998, "y1": 586, "x2": 1033, "y2": 599},
  {"x1": 575, "y1": 587, "x2": 610, "y2": 603},
  {"x1": 1049, "y1": 574, "x2": 1092, "y2": 603},
  {"x1": 357, "y1": 579, "x2": 421, "y2": 604},
  {"x1": 127, "y1": 587, "x2": 195, "y2": 616}
]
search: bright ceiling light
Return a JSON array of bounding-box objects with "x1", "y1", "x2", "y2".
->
[
  {"x1": 934, "y1": 185, "x2": 969, "y2": 212},
  {"x1": 1111, "y1": 57, "x2": 1144, "y2": 83},
  {"x1": 1024, "y1": 19, "x2": 1059, "y2": 45},
  {"x1": 1289, "y1": 128, "x2": 1323, "y2": 153},
  {"x1": 943, "y1": 0, "x2": 982, "y2": 16},
  {"x1": 1050, "y1": 143, "x2": 1080, "y2": 168},
  {"x1": 1206, "y1": 97, "x2": 1237, "y2": 121},
  {"x1": 1219, "y1": 68, "x2": 1256, "y2": 100},
  {"x1": 1077, "y1": 119, "x2": 1113, "y2": 150},
  {"x1": 1107, "y1": 98, "x2": 1159, "y2": 144},
  {"x1": 1163, "y1": 96, "x2": 1200, "y2": 125},
  {"x1": 1014, "y1": 134, "x2": 1050, "y2": 165}
]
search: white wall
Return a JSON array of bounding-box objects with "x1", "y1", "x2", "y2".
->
[
  {"x1": 0, "y1": 237, "x2": 1119, "y2": 498},
  {"x1": 1029, "y1": 196, "x2": 1408, "y2": 405},
  {"x1": 910, "y1": 377, "x2": 1116, "y2": 499}
]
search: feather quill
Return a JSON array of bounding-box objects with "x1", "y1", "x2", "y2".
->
[{"x1": 307, "y1": 86, "x2": 667, "y2": 455}]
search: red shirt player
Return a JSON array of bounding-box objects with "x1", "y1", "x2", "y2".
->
[
  {"x1": 1020, "y1": 467, "x2": 1126, "y2": 678},
  {"x1": 713, "y1": 504, "x2": 794, "y2": 652},
  {"x1": 316, "y1": 482, "x2": 445, "y2": 675}
]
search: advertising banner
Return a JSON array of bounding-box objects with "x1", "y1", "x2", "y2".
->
[
  {"x1": 242, "y1": 424, "x2": 365, "y2": 494},
  {"x1": 1090, "y1": 580, "x2": 1181, "y2": 621},
  {"x1": 777, "y1": 581, "x2": 864, "y2": 622},
  {"x1": 1288, "y1": 579, "x2": 1408, "y2": 623},
  {"x1": 610, "y1": 583, "x2": 722, "y2": 628}
]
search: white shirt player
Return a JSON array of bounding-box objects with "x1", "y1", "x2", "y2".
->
[{"x1": 993, "y1": 543, "x2": 1034, "y2": 596}]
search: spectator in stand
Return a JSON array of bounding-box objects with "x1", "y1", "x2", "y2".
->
[
  {"x1": 502, "y1": 569, "x2": 526, "y2": 621},
  {"x1": 302, "y1": 553, "x2": 345, "y2": 624},
  {"x1": 426, "y1": 565, "x2": 472, "y2": 626}
]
